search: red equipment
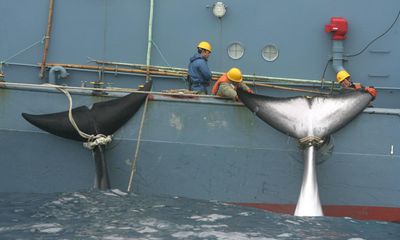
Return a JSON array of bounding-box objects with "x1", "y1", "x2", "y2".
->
[{"x1": 325, "y1": 17, "x2": 348, "y2": 40}]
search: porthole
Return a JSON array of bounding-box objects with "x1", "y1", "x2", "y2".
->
[
  {"x1": 262, "y1": 44, "x2": 278, "y2": 62},
  {"x1": 227, "y1": 42, "x2": 244, "y2": 60}
]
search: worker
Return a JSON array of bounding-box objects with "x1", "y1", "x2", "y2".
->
[
  {"x1": 336, "y1": 70, "x2": 377, "y2": 100},
  {"x1": 187, "y1": 41, "x2": 212, "y2": 94},
  {"x1": 212, "y1": 67, "x2": 254, "y2": 101}
]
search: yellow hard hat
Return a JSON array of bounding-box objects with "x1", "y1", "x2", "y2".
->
[
  {"x1": 336, "y1": 70, "x2": 350, "y2": 83},
  {"x1": 227, "y1": 67, "x2": 243, "y2": 82},
  {"x1": 197, "y1": 41, "x2": 212, "y2": 52}
]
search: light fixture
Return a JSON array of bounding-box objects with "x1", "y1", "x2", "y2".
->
[{"x1": 212, "y1": 2, "x2": 227, "y2": 18}]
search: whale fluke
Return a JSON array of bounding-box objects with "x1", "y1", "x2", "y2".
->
[
  {"x1": 237, "y1": 88, "x2": 373, "y2": 216},
  {"x1": 21, "y1": 80, "x2": 152, "y2": 190},
  {"x1": 237, "y1": 89, "x2": 372, "y2": 139},
  {"x1": 22, "y1": 81, "x2": 152, "y2": 141}
]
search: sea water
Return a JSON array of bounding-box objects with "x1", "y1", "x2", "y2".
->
[{"x1": 0, "y1": 190, "x2": 398, "y2": 240}]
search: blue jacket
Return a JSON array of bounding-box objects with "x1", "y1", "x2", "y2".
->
[{"x1": 188, "y1": 53, "x2": 212, "y2": 88}]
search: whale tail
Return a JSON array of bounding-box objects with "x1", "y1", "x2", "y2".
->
[{"x1": 237, "y1": 89, "x2": 372, "y2": 216}]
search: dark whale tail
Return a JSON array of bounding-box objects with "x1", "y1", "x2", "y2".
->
[
  {"x1": 22, "y1": 81, "x2": 152, "y2": 190},
  {"x1": 22, "y1": 81, "x2": 152, "y2": 141}
]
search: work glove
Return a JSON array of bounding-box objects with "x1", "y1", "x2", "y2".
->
[
  {"x1": 353, "y1": 83, "x2": 362, "y2": 90},
  {"x1": 247, "y1": 89, "x2": 254, "y2": 94},
  {"x1": 364, "y1": 86, "x2": 377, "y2": 100}
]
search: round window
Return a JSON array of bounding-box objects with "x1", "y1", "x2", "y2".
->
[
  {"x1": 227, "y1": 42, "x2": 244, "y2": 60},
  {"x1": 262, "y1": 44, "x2": 278, "y2": 62}
]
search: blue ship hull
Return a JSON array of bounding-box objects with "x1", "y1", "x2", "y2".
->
[{"x1": 1, "y1": 0, "x2": 400, "y2": 221}]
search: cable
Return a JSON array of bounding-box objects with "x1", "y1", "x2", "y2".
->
[
  {"x1": 320, "y1": 58, "x2": 331, "y2": 84},
  {"x1": 345, "y1": 9, "x2": 400, "y2": 58},
  {"x1": 319, "y1": 58, "x2": 337, "y2": 94},
  {"x1": 320, "y1": 9, "x2": 400, "y2": 92},
  {"x1": 152, "y1": 40, "x2": 188, "y2": 84},
  {"x1": 0, "y1": 36, "x2": 45, "y2": 64}
]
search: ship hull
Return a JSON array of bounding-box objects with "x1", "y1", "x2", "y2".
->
[
  {"x1": 1, "y1": 87, "x2": 399, "y2": 222},
  {"x1": 1, "y1": 0, "x2": 400, "y2": 222}
]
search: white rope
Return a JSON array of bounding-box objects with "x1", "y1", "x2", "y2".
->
[
  {"x1": 45, "y1": 84, "x2": 113, "y2": 150},
  {"x1": 298, "y1": 136, "x2": 324, "y2": 148}
]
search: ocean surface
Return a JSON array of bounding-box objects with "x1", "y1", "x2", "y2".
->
[{"x1": 0, "y1": 190, "x2": 398, "y2": 240}]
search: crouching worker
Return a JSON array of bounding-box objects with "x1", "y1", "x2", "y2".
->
[
  {"x1": 336, "y1": 70, "x2": 377, "y2": 100},
  {"x1": 212, "y1": 67, "x2": 254, "y2": 101}
]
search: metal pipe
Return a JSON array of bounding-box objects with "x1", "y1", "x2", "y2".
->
[
  {"x1": 46, "y1": 63, "x2": 185, "y2": 78},
  {"x1": 294, "y1": 145, "x2": 324, "y2": 216},
  {"x1": 48, "y1": 66, "x2": 69, "y2": 84},
  {"x1": 44, "y1": 63, "x2": 331, "y2": 94},
  {"x1": 2, "y1": 82, "x2": 399, "y2": 113},
  {"x1": 146, "y1": 0, "x2": 155, "y2": 80},
  {"x1": 39, "y1": 0, "x2": 55, "y2": 79},
  {"x1": 253, "y1": 82, "x2": 330, "y2": 95},
  {"x1": 91, "y1": 59, "x2": 334, "y2": 85},
  {"x1": 7, "y1": 62, "x2": 180, "y2": 79},
  {"x1": 332, "y1": 40, "x2": 346, "y2": 73},
  {"x1": 0, "y1": 81, "x2": 219, "y2": 98},
  {"x1": 363, "y1": 108, "x2": 400, "y2": 116}
]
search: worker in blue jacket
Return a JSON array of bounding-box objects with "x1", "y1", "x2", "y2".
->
[{"x1": 187, "y1": 41, "x2": 212, "y2": 94}]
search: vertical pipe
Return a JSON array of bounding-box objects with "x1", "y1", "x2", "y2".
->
[
  {"x1": 332, "y1": 40, "x2": 346, "y2": 73},
  {"x1": 145, "y1": 0, "x2": 155, "y2": 81},
  {"x1": 39, "y1": 0, "x2": 55, "y2": 79},
  {"x1": 294, "y1": 145, "x2": 324, "y2": 216}
]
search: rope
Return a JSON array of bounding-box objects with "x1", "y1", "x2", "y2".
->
[
  {"x1": 1, "y1": 36, "x2": 45, "y2": 64},
  {"x1": 298, "y1": 136, "x2": 325, "y2": 148},
  {"x1": 151, "y1": 40, "x2": 188, "y2": 84},
  {"x1": 46, "y1": 84, "x2": 113, "y2": 150},
  {"x1": 127, "y1": 95, "x2": 149, "y2": 192}
]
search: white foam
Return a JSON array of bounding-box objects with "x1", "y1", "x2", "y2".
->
[
  {"x1": 138, "y1": 218, "x2": 170, "y2": 230},
  {"x1": 73, "y1": 193, "x2": 88, "y2": 199},
  {"x1": 190, "y1": 214, "x2": 232, "y2": 222},
  {"x1": 171, "y1": 231, "x2": 196, "y2": 238},
  {"x1": 102, "y1": 235, "x2": 125, "y2": 240},
  {"x1": 176, "y1": 224, "x2": 194, "y2": 230},
  {"x1": 200, "y1": 224, "x2": 228, "y2": 228},
  {"x1": 51, "y1": 197, "x2": 75, "y2": 204},
  {"x1": 103, "y1": 192, "x2": 119, "y2": 197},
  {"x1": 40, "y1": 227, "x2": 63, "y2": 233},
  {"x1": 277, "y1": 233, "x2": 293, "y2": 238},
  {"x1": 135, "y1": 226, "x2": 158, "y2": 233},
  {"x1": 0, "y1": 225, "x2": 29, "y2": 232},
  {"x1": 111, "y1": 189, "x2": 128, "y2": 196},
  {"x1": 375, "y1": 221, "x2": 388, "y2": 225},
  {"x1": 118, "y1": 226, "x2": 132, "y2": 230},
  {"x1": 31, "y1": 223, "x2": 63, "y2": 233},
  {"x1": 172, "y1": 230, "x2": 277, "y2": 240},
  {"x1": 284, "y1": 220, "x2": 300, "y2": 225},
  {"x1": 238, "y1": 212, "x2": 252, "y2": 216},
  {"x1": 347, "y1": 238, "x2": 366, "y2": 240},
  {"x1": 152, "y1": 204, "x2": 166, "y2": 208}
]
